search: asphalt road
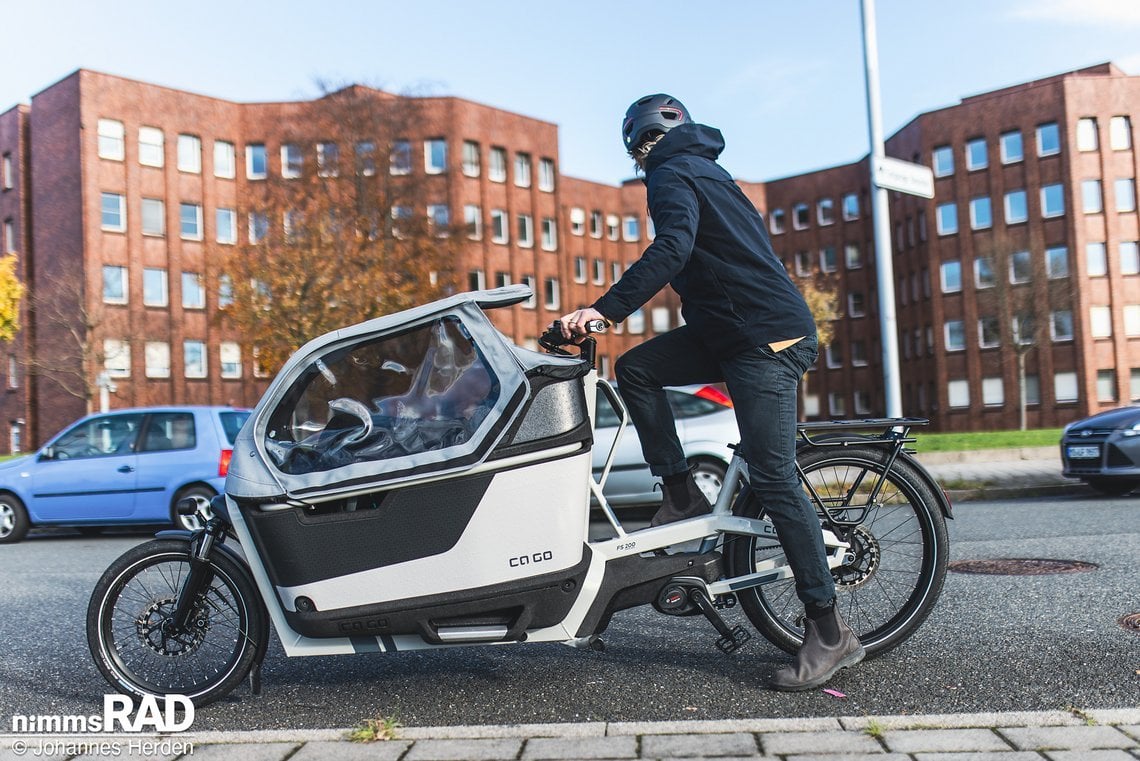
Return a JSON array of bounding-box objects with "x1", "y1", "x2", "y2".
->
[{"x1": 0, "y1": 494, "x2": 1137, "y2": 732}]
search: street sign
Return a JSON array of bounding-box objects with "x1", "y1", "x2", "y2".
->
[{"x1": 872, "y1": 156, "x2": 935, "y2": 199}]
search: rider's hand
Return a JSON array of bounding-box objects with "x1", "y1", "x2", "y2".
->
[{"x1": 558, "y1": 307, "x2": 608, "y2": 341}]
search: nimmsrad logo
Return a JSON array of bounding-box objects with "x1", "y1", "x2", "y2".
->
[{"x1": 10, "y1": 695, "x2": 194, "y2": 734}]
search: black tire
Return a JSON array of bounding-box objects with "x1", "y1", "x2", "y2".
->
[
  {"x1": 728, "y1": 445, "x2": 949, "y2": 659},
  {"x1": 689, "y1": 457, "x2": 728, "y2": 506},
  {"x1": 172, "y1": 485, "x2": 216, "y2": 531},
  {"x1": 0, "y1": 493, "x2": 30, "y2": 544},
  {"x1": 1085, "y1": 478, "x2": 1139, "y2": 497},
  {"x1": 86, "y1": 538, "x2": 263, "y2": 707}
]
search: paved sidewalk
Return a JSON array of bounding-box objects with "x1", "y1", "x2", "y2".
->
[
  {"x1": 915, "y1": 445, "x2": 1085, "y2": 501},
  {"x1": 3, "y1": 708, "x2": 1136, "y2": 759}
]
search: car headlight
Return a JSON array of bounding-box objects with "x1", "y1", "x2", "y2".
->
[{"x1": 1122, "y1": 422, "x2": 1140, "y2": 437}]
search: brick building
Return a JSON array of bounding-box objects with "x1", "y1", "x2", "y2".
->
[{"x1": 0, "y1": 63, "x2": 1137, "y2": 449}]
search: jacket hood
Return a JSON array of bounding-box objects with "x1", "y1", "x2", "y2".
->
[{"x1": 645, "y1": 123, "x2": 725, "y2": 173}]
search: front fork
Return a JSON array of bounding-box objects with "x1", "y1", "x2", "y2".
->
[{"x1": 169, "y1": 509, "x2": 228, "y2": 631}]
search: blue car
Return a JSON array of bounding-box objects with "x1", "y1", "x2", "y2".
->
[{"x1": 0, "y1": 406, "x2": 249, "y2": 543}]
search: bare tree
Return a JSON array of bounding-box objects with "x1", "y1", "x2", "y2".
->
[
  {"x1": 22, "y1": 271, "x2": 104, "y2": 407},
  {"x1": 213, "y1": 84, "x2": 459, "y2": 372}
]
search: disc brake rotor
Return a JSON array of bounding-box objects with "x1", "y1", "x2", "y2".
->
[
  {"x1": 135, "y1": 596, "x2": 210, "y2": 656},
  {"x1": 833, "y1": 524, "x2": 880, "y2": 588}
]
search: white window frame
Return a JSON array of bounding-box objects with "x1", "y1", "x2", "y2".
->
[
  {"x1": 769, "y1": 208, "x2": 786, "y2": 234},
  {"x1": 102, "y1": 265, "x2": 128, "y2": 305},
  {"x1": 517, "y1": 214, "x2": 534, "y2": 248},
  {"x1": 144, "y1": 341, "x2": 171, "y2": 379},
  {"x1": 940, "y1": 260, "x2": 962, "y2": 293},
  {"x1": 847, "y1": 291, "x2": 865, "y2": 318},
  {"x1": 1076, "y1": 117, "x2": 1098, "y2": 152},
  {"x1": 1123, "y1": 304, "x2": 1140, "y2": 336},
  {"x1": 817, "y1": 198, "x2": 835, "y2": 226},
  {"x1": 1041, "y1": 184, "x2": 1065, "y2": 218},
  {"x1": 1036, "y1": 122, "x2": 1060, "y2": 157},
  {"x1": 141, "y1": 197, "x2": 165, "y2": 237},
  {"x1": 969, "y1": 196, "x2": 992, "y2": 230},
  {"x1": 183, "y1": 340, "x2": 207, "y2": 379},
  {"x1": 491, "y1": 209, "x2": 509, "y2": 244},
  {"x1": 97, "y1": 119, "x2": 124, "y2": 161},
  {"x1": 462, "y1": 140, "x2": 480, "y2": 177},
  {"x1": 844, "y1": 244, "x2": 862, "y2": 270},
  {"x1": 177, "y1": 134, "x2": 201, "y2": 174},
  {"x1": 1, "y1": 153, "x2": 12, "y2": 190},
  {"x1": 1097, "y1": 369, "x2": 1117, "y2": 403},
  {"x1": 1110, "y1": 116, "x2": 1132, "y2": 151},
  {"x1": 1050, "y1": 310, "x2": 1074, "y2": 342},
  {"x1": 214, "y1": 141, "x2": 236, "y2": 178},
  {"x1": 424, "y1": 138, "x2": 447, "y2": 174},
  {"x1": 1009, "y1": 250, "x2": 1032, "y2": 284},
  {"x1": 974, "y1": 257, "x2": 995, "y2": 289},
  {"x1": 1004, "y1": 189, "x2": 1028, "y2": 224},
  {"x1": 792, "y1": 203, "x2": 809, "y2": 230},
  {"x1": 1082, "y1": 179, "x2": 1103, "y2": 214},
  {"x1": 103, "y1": 339, "x2": 131, "y2": 378},
  {"x1": 142, "y1": 267, "x2": 168, "y2": 307},
  {"x1": 390, "y1": 140, "x2": 411, "y2": 176},
  {"x1": 936, "y1": 203, "x2": 957, "y2": 235},
  {"x1": 1122, "y1": 241, "x2": 1140, "y2": 275},
  {"x1": 246, "y1": 143, "x2": 267, "y2": 179},
  {"x1": 1115, "y1": 178, "x2": 1137, "y2": 213},
  {"x1": 216, "y1": 208, "x2": 237, "y2": 245},
  {"x1": 179, "y1": 203, "x2": 203, "y2": 241},
  {"x1": 543, "y1": 277, "x2": 560, "y2": 310},
  {"x1": 622, "y1": 215, "x2": 640, "y2": 242},
  {"x1": 944, "y1": 320, "x2": 966, "y2": 352},
  {"x1": 464, "y1": 204, "x2": 482, "y2": 240},
  {"x1": 1045, "y1": 245, "x2": 1068, "y2": 279},
  {"x1": 569, "y1": 207, "x2": 585, "y2": 236},
  {"x1": 316, "y1": 141, "x2": 338, "y2": 178},
  {"x1": 606, "y1": 214, "x2": 620, "y2": 241},
  {"x1": 1090, "y1": 305, "x2": 1113, "y2": 338},
  {"x1": 999, "y1": 131, "x2": 1023, "y2": 164},
  {"x1": 101, "y1": 192, "x2": 126, "y2": 232},
  {"x1": 541, "y1": 217, "x2": 557, "y2": 251},
  {"x1": 947, "y1": 379, "x2": 970, "y2": 409},
  {"x1": 538, "y1": 157, "x2": 555, "y2": 192},
  {"x1": 982, "y1": 377, "x2": 1004, "y2": 407},
  {"x1": 978, "y1": 316, "x2": 1001, "y2": 348},
  {"x1": 2, "y1": 220, "x2": 12, "y2": 254},
  {"x1": 182, "y1": 272, "x2": 206, "y2": 310},
  {"x1": 281, "y1": 144, "x2": 303, "y2": 179},
  {"x1": 488, "y1": 147, "x2": 507, "y2": 182},
  {"x1": 842, "y1": 193, "x2": 859, "y2": 221},
  {"x1": 514, "y1": 152, "x2": 531, "y2": 188},
  {"x1": 965, "y1": 137, "x2": 988, "y2": 171},
  {"x1": 932, "y1": 145, "x2": 953, "y2": 177},
  {"x1": 820, "y1": 247, "x2": 838, "y2": 273},
  {"x1": 521, "y1": 275, "x2": 536, "y2": 309},
  {"x1": 573, "y1": 257, "x2": 587, "y2": 284},
  {"x1": 138, "y1": 126, "x2": 164, "y2": 167},
  {"x1": 828, "y1": 392, "x2": 847, "y2": 417},
  {"x1": 1054, "y1": 371, "x2": 1078, "y2": 403},
  {"x1": 1087, "y1": 241, "x2": 1108, "y2": 277},
  {"x1": 220, "y1": 342, "x2": 242, "y2": 379}
]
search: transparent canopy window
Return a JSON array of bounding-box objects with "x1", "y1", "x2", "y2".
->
[{"x1": 265, "y1": 317, "x2": 499, "y2": 474}]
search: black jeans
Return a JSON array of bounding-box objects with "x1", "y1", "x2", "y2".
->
[{"x1": 614, "y1": 326, "x2": 835, "y2": 608}]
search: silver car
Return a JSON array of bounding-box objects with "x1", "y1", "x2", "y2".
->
[{"x1": 592, "y1": 384, "x2": 739, "y2": 507}]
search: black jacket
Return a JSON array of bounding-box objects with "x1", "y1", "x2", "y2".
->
[{"x1": 592, "y1": 123, "x2": 815, "y2": 358}]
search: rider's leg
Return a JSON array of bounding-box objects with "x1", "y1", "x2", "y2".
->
[
  {"x1": 614, "y1": 326, "x2": 720, "y2": 525},
  {"x1": 721, "y1": 335, "x2": 863, "y2": 689}
]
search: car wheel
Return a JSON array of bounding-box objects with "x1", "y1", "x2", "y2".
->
[
  {"x1": 172, "y1": 486, "x2": 216, "y2": 531},
  {"x1": 0, "y1": 494, "x2": 30, "y2": 544},
  {"x1": 690, "y1": 458, "x2": 727, "y2": 506},
  {"x1": 1086, "y1": 478, "x2": 1139, "y2": 497}
]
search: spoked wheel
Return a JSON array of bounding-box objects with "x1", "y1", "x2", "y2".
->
[
  {"x1": 728, "y1": 445, "x2": 949, "y2": 658},
  {"x1": 86, "y1": 539, "x2": 264, "y2": 707}
]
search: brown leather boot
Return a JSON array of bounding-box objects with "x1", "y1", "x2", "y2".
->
[
  {"x1": 769, "y1": 605, "x2": 865, "y2": 692},
  {"x1": 650, "y1": 469, "x2": 712, "y2": 526}
]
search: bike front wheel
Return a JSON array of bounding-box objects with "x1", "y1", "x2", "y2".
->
[
  {"x1": 728, "y1": 445, "x2": 949, "y2": 658},
  {"x1": 86, "y1": 539, "x2": 264, "y2": 707}
]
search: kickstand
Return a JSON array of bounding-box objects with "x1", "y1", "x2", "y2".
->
[{"x1": 690, "y1": 589, "x2": 751, "y2": 654}]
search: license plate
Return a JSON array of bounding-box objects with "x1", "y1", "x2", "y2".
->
[{"x1": 1067, "y1": 445, "x2": 1099, "y2": 459}]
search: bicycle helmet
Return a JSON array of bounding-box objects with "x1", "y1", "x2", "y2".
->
[{"x1": 621, "y1": 94, "x2": 691, "y2": 153}]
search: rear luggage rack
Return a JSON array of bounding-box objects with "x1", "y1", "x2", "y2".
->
[{"x1": 796, "y1": 417, "x2": 929, "y2": 448}]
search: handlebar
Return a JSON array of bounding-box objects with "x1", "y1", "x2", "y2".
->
[{"x1": 538, "y1": 319, "x2": 608, "y2": 351}]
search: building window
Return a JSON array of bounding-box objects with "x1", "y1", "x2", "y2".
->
[
  {"x1": 101, "y1": 192, "x2": 126, "y2": 232},
  {"x1": 468, "y1": 270, "x2": 486, "y2": 292},
  {"x1": 1097, "y1": 370, "x2": 1118, "y2": 402},
  {"x1": 177, "y1": 134, "x2": 201, "y2": 173},
  {"x1": 543, "y1": 277, "x2": 560, "y2": 310},
  {"x1": 1, "y1": 153, "x2": 12, "y2": 190},
  {"x1": 1000, "y1": 130, "x2": 1023, "y2": 164},
  {"x1": 945, "y1": 320, "x2": 966, "y2": 351},
  {"x1": 1087, "y1": 242, "x2": 1108, "y2": 276},
  {"x1": 246, "y1": 143, "x2": 266, "y2": 179},
  {"x1": 248, "y1": 212, "x2": 268, "y2": 244},
  {"x1": 424, "y1": 138, "x2": 447, "y2": 174},
  {"x1": 517, "y1": 214, "x2": 534, "y2": 248},
  {"x1": 313, "y1": 142, "x2": 337, "y2": 177},
  {"x1": 103, "y1": 339, "x2": 131, "y2": 378},
  {"x1": 514, "y1": 152, "x2": 531, "y2": 187},
  {"x1": 820, "y1": 246, "x2": 838, "y2": 272},
  {"x1": 932, "y1": 144, "x2": 953, "y2": 177},
  {"x1": 488, "y1": 146, "x2": 507, "y2": 182},
  {"x1": 1110, "y1": 116, "x2": 1132, "y2": 150},
  {"x1": 216, "y1": 208, "x2": 237, "y2": 244},
  {"x1": 623, "y1": 215, "x2": 640, "y2": 242},
  {"x1": 354, "y1": 141, "x2": 375, "y2": 177},
  {"x1": 184, "y1": 340, "x2": 207, "y2": 379},
  {"x1": 143, "y1": 268, "x2": 168, "y2": 307},
  {"x1": 1036, "y1": 122, "x2": 1061, "y2": 156},
  {"x1": 102, "y1": 265, "x2": 127, "y2": 304},
  {"x1": 974, "y1": 256, "x2": 995, "y2": 288},
  {"x1": 182, "y1": 272, "x2": 205, "y2": 309},
  {"x1": 1090, "y1": 305, "x2": 1113, "y2": 338},
  {"x1": 965, "y1": 137, "x2": 988, "y2": 170},
  {"x1": 982, "y1": 377, "x2": 1004, "y2": 407},
  {"x1": 214, "y1": 141, "x2": 235, "y2": 178},
  {"x1": 144, "y1": 341, "x2": 170, "y2": 379},
  {"x1": 593, "y1": 259, "x2": 605, "y2": 285},
  {"x1": 541, "y1": 217, "x2": 557, "y2": 250},
  {"x1": 573, "y1": 257, "x2": 587, "y2": 283},
  {"x1": 138, "y1": 126, "x2": 164, "y2": 167},
  {"x1": 590, "y1": 210, "x2": 603, "y2": 238},
  {"x1": 427, "y1": 204, "x2": 450, "y2": 235},
  {"x1": 1009, "y1": 250, "x2": 1031, "y2": 283},
  {"x1": 179, "y1": 203, "x2": 203, "y2": 240},
  {"x1": 978, "y1": 316, "x2": 1001, "y2": 348},
  {"x1": 1125, "y1": 305, "x2": 1140, "y2": 336},
  {"x1": 769, "y1": 208, "x2": 786, "y2": 234},
  {"x1": 1044, "y1": 245, "x2": 1068, "y2": 279},
  {"x1": 140, "y1": 197, "x2": 164, "y2": 236},
  {"x1": 612, "y1": 262, "x2": 622, "y2": 283},
  {"x1": 851, "y1": 340, "x2": 868, "y2": 366},
  {"x1": 794, "y1": 251, "x2": 811, "y2": 277},
  {"x1": 817, "y1": 198, "x2": 835, "y2": 225},
  {"x1": 826, "y1": 343, "x2": 842, "y2": 368},
  {"x1": 1076, "y1": 118, "x2": 1098, "y2": 152},
  {"x1": 390, "y1": 140, "x2": 411, "y2": 175},
  {"x1": 847, "y1": 291, "x2": 865, "y2": 318},
  {"x1": 97, "y1": 119, "x2": 124, "y2": 161},
  {"x1": 1051, "y1": 310, "x2": 1074, "y2": 341},
  {"x1": 491, "y1": 209, "x2": 508, "y2": 244},
  {"x1": 520, "y1": 275, "x2": 536, "y2": 308},
  {"x1": 281, "y1": 144, "x2": 303, "y2": 178},
  {"x1": 792, "y1": 203, "x2": 809, "y2": 230},
  {"x1": 464, "y1": 204, "x2": 482, "y2": 240},
  {"x1": 494, "y1": 271, "x2": 511, "y2": 289},
  {"x1": 2, "y1": 220, "x2": 12, "y2": 253},
  {"x1": 936, "y1": 203, "x2": 957, "y2": 235},
  {"x1": 1004, "y1": 189, "x2": 1028, "y2": 224},
  {"x1": 1116, "y1": 179, "x2": 1137, "y2": 213},
  {"x1": 948, "y1": 379, "x2": 969, "y2": 408},
  {"x1": 220, "y1": 342, "x2": 242, "y2": 379},
  {"x1": 1040, "y1": 184, "x2": 1065, "y2": 218},
  {"x1": 606, "y1": 214, "x2": 620, "y2": 241},
  {"x1": 1122, "y1": 241, "x2": 1140, "y2": 275},
  {"x1": 969, "y1": 196, "x2": 992, "y2": 229},
  {"x1": 1082, "y1": 179, "x2": 1103, "y2": 213},
  {"x1": 844, "y1": 244, "x2": 862, "y2": 269},
  {"x1": 940, "y1": 260, "x2": 962, "y2": 293},
  {"x1": 842, "y1": 193, "x2": 859, "y2": 221},
  {"x1": 462, "y1": 141, "x2": 480, "y2": 177},
  {"x1": 218, "y1": 274, "x2": 234, "y2": 308},
  {"x1": 569, "y1": 207, "x2": 585, "y2": 236},
  {"x1": 1054, "y1": 371, "x2": 1078, "y2": 403},
  {"x1": 651, "y1": 307, "x2": 670, "y2": 333},
  {"x1": 539, "y1": 157, "x2": 555, "y2": 192}
]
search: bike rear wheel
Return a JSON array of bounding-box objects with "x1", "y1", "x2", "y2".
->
[
  {"x1": 728, "y1": 445, "x2": 948, "y2": 658},
  {"x1": 86, "y1": 539, "x2": 263, "y2": 707}
]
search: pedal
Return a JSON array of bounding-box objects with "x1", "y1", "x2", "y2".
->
[{"x1": 715, "y1": 625, "x2": 752, "y2": 655}]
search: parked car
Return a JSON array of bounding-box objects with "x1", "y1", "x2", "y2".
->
[
  {"x1": 0, "y1": 406, "x2": 250, "y2": 543},
  {"x1": 1060, "y1": 406, "x2": 1140, "y2": 495},
  {"x1": 592, "y1": 384, "x2": 739, "y2": 507}
]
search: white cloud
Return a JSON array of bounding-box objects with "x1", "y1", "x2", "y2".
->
[{"x1": 1008, "y1": 0, "x2": 1140, "y2": 27}]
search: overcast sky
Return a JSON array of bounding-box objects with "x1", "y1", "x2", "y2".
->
[{"x1": 4, "y1": 0, "x2": 1140, "y2": 185}]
